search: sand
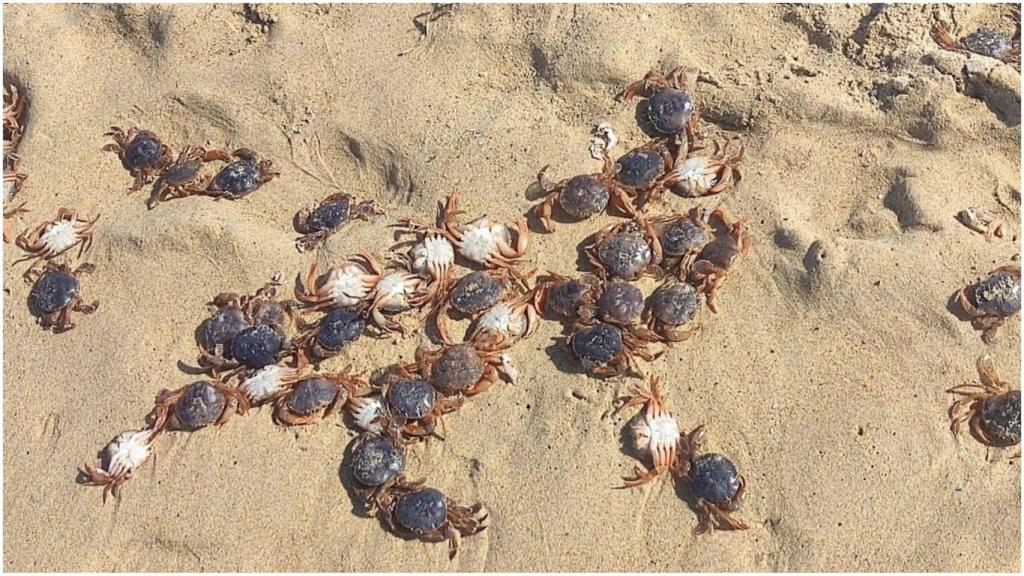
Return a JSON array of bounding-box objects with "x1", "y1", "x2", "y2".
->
[{"x1": 2, "y1": 2, "x2": 1020, "y2": 571}]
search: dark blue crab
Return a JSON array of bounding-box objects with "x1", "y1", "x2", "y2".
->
[
  {"x1": 26, "y1": 262, "x2": 98, "y2": 333},
  {"x1": 294, "y1": 193, "x2": 383, "y2": 252},
  {"x1": 103, "y1": 127, "x2": 173, "y2": 191},
  {"x1": 380, "y1": 479, "x2": 490, "y2": 559},
  {"x1": 677, "y1": 425, "x2": 749, "y2": 535}
]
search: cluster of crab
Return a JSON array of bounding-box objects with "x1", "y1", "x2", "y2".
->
[
  {"x1": 80, "y1": 186, "x2": 548, "y2": 557},
  {"x1": 3, "y1": 83, "x2": 103, "y2": 333},
  {"x1": 102, "y1": 126, "x2": 279, "y2": 209},
  {"x1": 4, "y1": 82, "x2": 29, "y2": 244},
  {"x1": 524, "y1": 66, "x2": 753, "y2": 533}
]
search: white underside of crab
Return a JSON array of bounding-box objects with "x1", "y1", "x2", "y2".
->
[
  {"x1": 457, "y1": 219, "x2": 511, "y2": 264},
  {"x1": 672, "y1": 157, "x2": 717, "y2": 195},
  {"x1": 410, "y1": 235, "x2": 455, "y2": 277},
  {"x1": 476, "y1": 302, "x2": 525, "y2": 339},
  {"x1": 350, "y1": 395, "x2": 384, "y2": 432},
  {"x1": 103, "y1": 429, "x2": 155, "y2": 477},
  {"x1": 240, "y1": 366, "x2": 290, "y2": 403},
  {"x1": 326, "y1": 264, "x2": 377, "y2": 307},
  {"x1": 631, "y1": 412, "x2": 680, "y2": 453},
  {"x1": 38, "y1": 220, "x2": 80, "y2": 253},
  {"x1": 374, "y1": 272, "x2": 419, "y2": 312}
]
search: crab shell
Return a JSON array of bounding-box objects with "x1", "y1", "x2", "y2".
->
[
  {"x1": 83, "y1": 425, "x2": 162, "y2": 501},
  {"x1": 455, "y1": 218, "x2": 518, "y2": 265},
  {"x1": 410, "y1": 234, "x2": 456, "y2": 279},
  {"x1": 298, "y1": 257, "x2": 381, "y2": 310},
  {"x1": 631, "y1": 408, "x2": 680, "y2": 468},
  {"x1": 467, "y1": 296, "x2": 539, "y2": 346}
]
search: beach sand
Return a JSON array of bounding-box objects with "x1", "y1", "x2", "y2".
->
[{"x1": 3, "y1": 3, "x2": 1020, "y2": 571}]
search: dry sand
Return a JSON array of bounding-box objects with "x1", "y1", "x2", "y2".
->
[{"x1": 2, "y1": 3, "x2": 1021, "y2": 571}]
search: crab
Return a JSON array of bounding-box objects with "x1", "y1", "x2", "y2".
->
[
  {"x1": 584, "y1": 216, "x2": 664, "y2": 281},
  {"x1": 431, "y1": 270, "x2": 507, "y2": 344},
  {"x1": 294, "y1": 252, "x2": 383, "y2": 312},
  {"x1": 296, "y1": 306, "x2": 367, "y2": 360},
  {"x1": 145, "y1": 146, "x2": 227, "y2": 209},
  {"x1": 612, "y1": 376, "x2": 682, "y2": 488},
  {"x1": 294, "y1": 193, "x2": 383, "y2": 252},
  {"x1": 195, "y1": 274, "x2": 292, "y2": 362},
  {"x1": 649, "y1": 209, "x2": 712, "y2": 280},
  {"x1": 464, "y1": 287, "x2": 542, "y2": 347},
  {"x1": 4, "y1": 83, "x2": 27, "y2": 156},
  {"x1": 644, "y1": 282, "x2": 702, "y2": 343},
  {"x1": 350, "y1": 430, "x2": 408, "y2": 512},
  {"x1": 567, "y1": 321, "x2": 659, "y2": 378},
  {"x1": 441, "y1": 188, "x2": 531, "y2": 283},
  {"x1": 380, "y1": 367, "x2": 463, "y2": 440},
  {"x1": 389, "y1": 203, "x2": 459, "y2": 304},
  {"x1": 932, "y1": 24, "x2": 1021, "y2": 66},
  {"x1": 530, "y1": 162, "x2": 637, "y2": 233},
  {"x1": 81, "y1": 411, "x2": 167, "y2": 502},
  {"x1": 610, "y1": 139, "x2": 682, "y2": 212},
  {"x1": 956, "y1": 206, "x2": 1007, "y2": 242},
  {"x1": 26, "y1": 262, "x2": 98, "y2": 333},
  {"x1": 687, "y1": 208, "x2": 752, "y2": 313},
  {"x1": 199, "y1": 148, "x2": 279, "y2": 199},
  {"x1": 199, "y1": 275, "x2": 297, "y2": 375},
  {"x1": 3, "y1": 155, "x2": 29, "y2": 244},
  {"x1": 620, "y1": 65, "x2": 703, "y2": 146},
  {"x1": 956, "y1": 265, "x2": 1021, "y2": 344},
  {"x1": 237, "y1": 352, "x2": 310, "y2": 406},
  {"x1": 406, "y1": 338, "x2": 517, "y2": 397},
  {"x1": 378, "y1": 477, "x2": 490, "y2": 560},
  {"x1": 103, "y1": 127, "x2": 173, "y2": 192},
  {"x1": 149, "y1": 379, "x2": 250, "y2": 431},
  {"x1": 14, "y1": 208, "x2": 99, "y2": 270},
  {"x1": 948, "y1": 353, "x2": 1021, "y2": 448},
  {"x1": 274, "y1": 366, "x2": 371, "y2": 426},
  {"x1": 532, "y1": 272, "x2": 601, "y2": 322},
  {"x1": 348, "y1": 394, "x2": 387, "y2": 433},
  {"x1": 676, "y1": 425, "x2": 749, "y2": 534},
  {"x1": 365, "y1": 265, "x2": 429, "y2": 336},
  {"x1": 648, "y1": 137, "x2": 744, "y2": 206},
  {"x1": 578, "y1": 279, "x2": 646, "y2": 327}
]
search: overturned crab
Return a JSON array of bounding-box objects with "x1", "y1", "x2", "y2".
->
[
  {"x1": 465, "y1": 288, "x2": 541, "y2": 348},
  {"x1": 389, "y1": 200, "x2": 459, "y2": 304},
  {"x1": 237, "y1": 352, "x2": 310, "y2": 407},
  {"x1": 26, "y1": 262, "x2": 98, "y2": 333},
  {"x1": 956, "y1": 265, "x2": 1020, "y2": 344},
  {"x1": 646, "y1": 137, "x2": 744, "y2": 206},
  {"x1": 948, "y1": 353, "x2": 1020, "y2": 448},
  {"x1": 103, "y1": 126, "x2": 173, "y2": 192},
  {"x1": 4, "y1": 83, "x2": 27, "y2": 156},
  {"x1": 956, "y1": 206, "x2": 1007, "y2": 243},
  {"x1": 3, "y1": 155, "x2": 29, "y2": 244},
  {"x1": 584, "y1": 216, "x2": 664, "y2": 281},
  {"x1": 378, "y1": 477, "x2": 490, "y2": 560},
  {"x1": 687, "y1": 208, "x2": 752, "y2": 313},
  {"x1": 613, "y1": 376, "x2": 682, "y2": 488},
  {"x1": 14, "y1": 208, "x2": 99, "y2": 270},
  {"x1": 150, "y1": 379, "x2": 250, "y2": 432},
  {"x1": 294, "y1": 252, "x2": 383, "y2": 312},
  {"x1": 295, "y1": 193, "x2": 382, "y2": 252},
  {"x1": 932, "y1": 24, "x2": 1020, "y2": 66},
  {"x1": 274, "y1": 366, "x2": 371, "y2": 426},
  {"x1": 441, "y1": 188, "x2": 531, "y2": 283},
  {"x1": 365, "y1": 263, "x2": 430, "y2": 336},
  {"x1": 676, "y1": 425, "x2": 749, "y2": 535},
  {"x1": 204, "y1": 148, "x2": 279, "y2": 199},
  {"x1": 81, "y1": 411, "x2": 167, "y2": 502}
]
